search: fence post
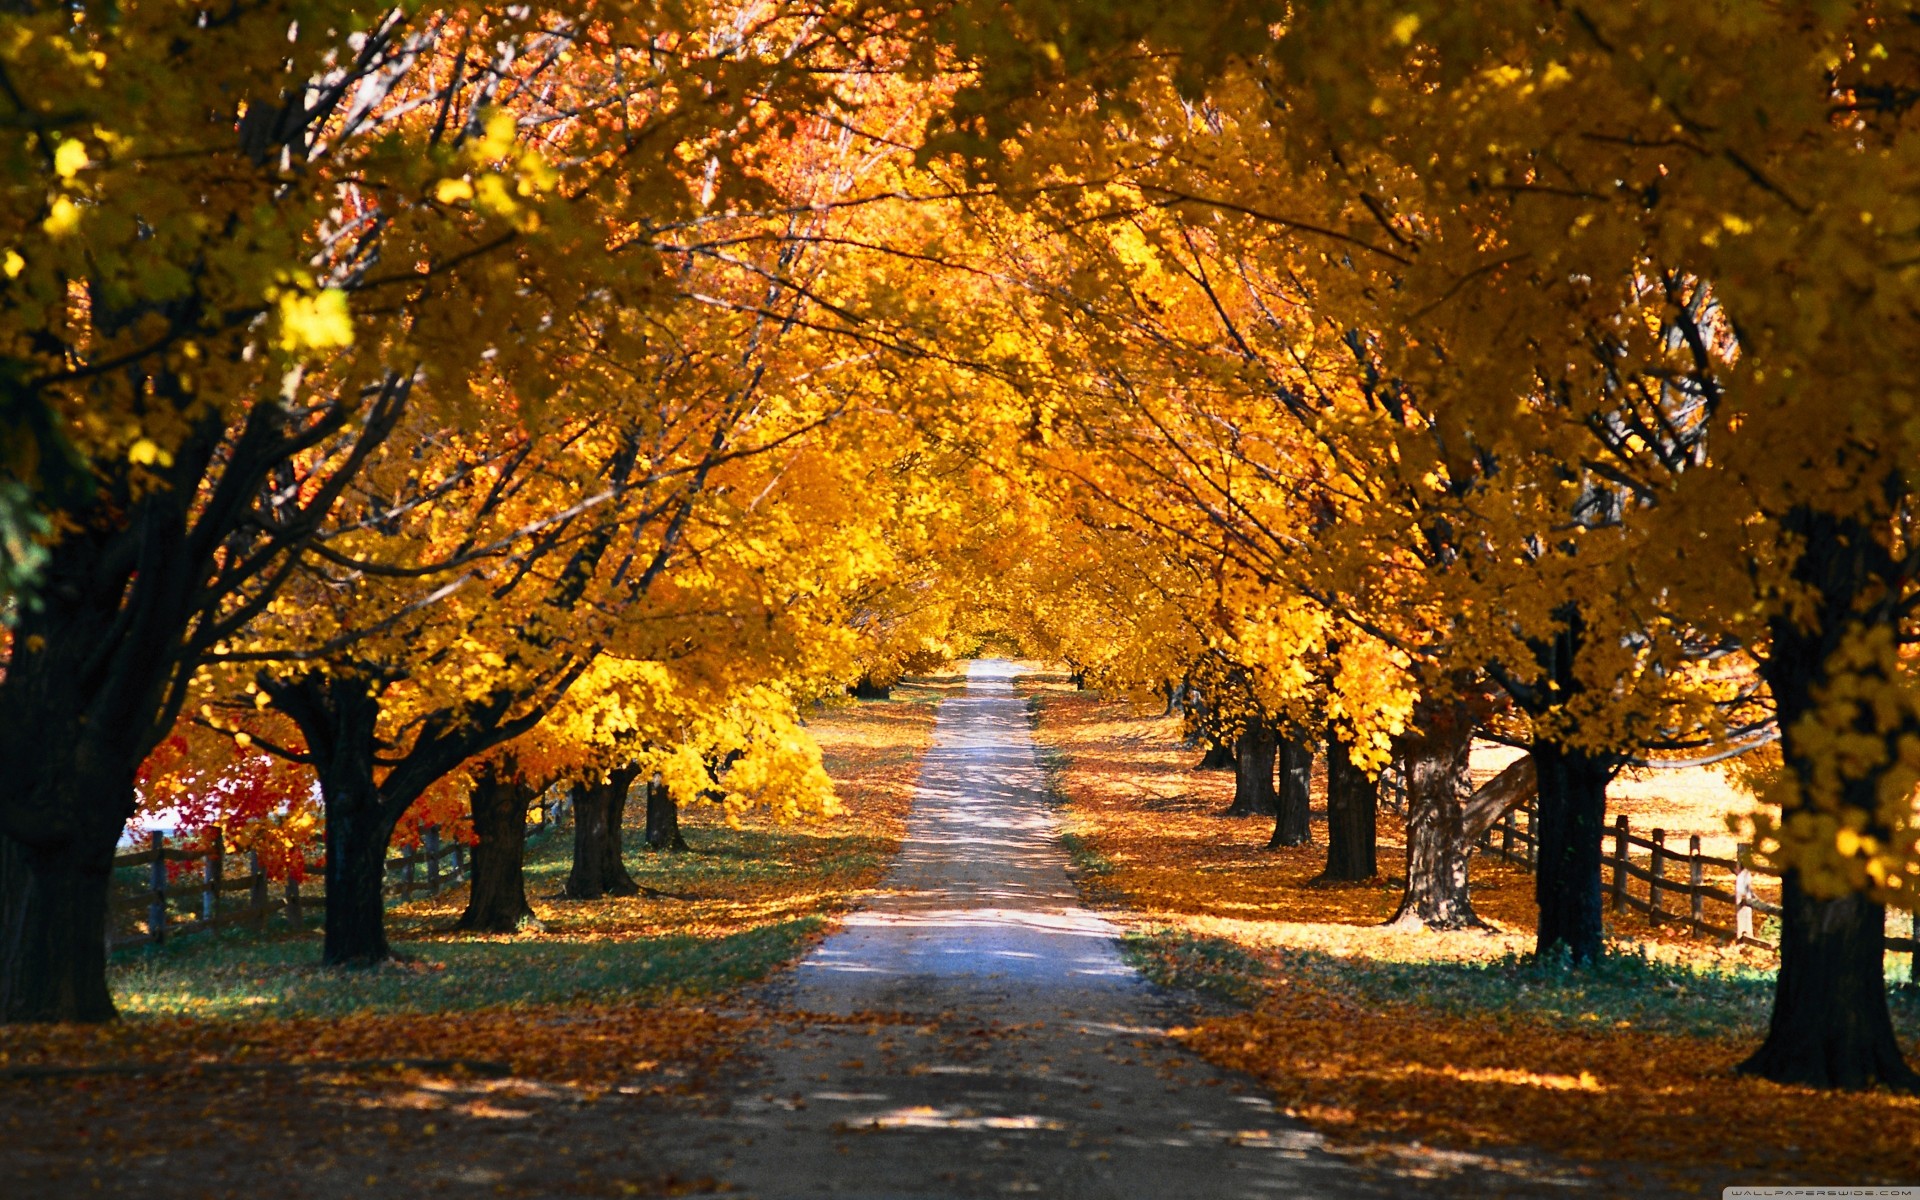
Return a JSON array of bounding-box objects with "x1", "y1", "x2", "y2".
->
[
  {"x1": 1688, "y1": 835, "x2": 1704, "y2": 934},
  {"x1": 248, "y1": 852, "x2": 269, "y2": 931},
  {"x1": 424, "y1": 826, "x2": 441, "y2": 895},
  {"x1": 1500, "y1": 808, "x2": 1514, "y2": 860},
  {"x1": 1735, "y1": 843, "x2": 1754, "y2": 942},
  {"x1": 1910, "y1": 908, "x2": 1919, "y2": 986},
  {"x1": 202, "y1": 828, "x2": 224, "y2": 926},
  {"x1": 147, "y1": 831, "x2": 168, "y2": 945},
  {"x1": 1648, "y1": 829, "x2": 1668, "y2": 925},
  {"x1": 286, "y1": 875, "x2": 302, "y2": 929},
  {"x1": 451, "y1": 842, "x2": 466, "y2": 878},
  {"x1": 401, "y1": 845, "x2": 416, "y2": 900},
  {"x1": 1611, "y1": 815, "x2": 1628, "y2": 913}
]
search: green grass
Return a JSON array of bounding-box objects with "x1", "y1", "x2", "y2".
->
[
  {"x1": 1059, "y1": 831, "x2": 1113, "y2": 877},
  {"x1": 1123, "y1": 927, "x2": 1920, "y2": 1040},
  {"x1": 1124, "y1": 928, "x2": 1271, "y2": 1005},
  {"x1": 109, "y1": 920, "x2": 821, "y2": 1020},
  {"x1": 106, "y1": 813, "x2": 856, "y2": 1021}
]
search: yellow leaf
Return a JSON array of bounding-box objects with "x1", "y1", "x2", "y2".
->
[
  {"x1": 43, "y1": 195, "x2": 79, "y2": 236},
  {"x1": 128, "y1": 438, "x2": 174, "y2": 468},
  {"x1": 53, "y1": 139, "x2": 88, "y2": 179},
  {"x1": 275, "y1": 288, "x2": 355, "y2": 353}
]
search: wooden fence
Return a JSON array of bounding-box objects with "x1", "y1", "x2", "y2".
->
[
  {"x1": 109, "y1": 790, "x2": 574, "y2": 950},
  {"x1": 1475, "y1": 798, "x2": 1920, "y2": 966},
  {"x1": 108, "y1": 827, "x2": 467, "y2": 950}
]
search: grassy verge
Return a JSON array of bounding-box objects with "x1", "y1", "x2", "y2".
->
[
  {"x1": 34, "y1": 683, "x2": 940, "y2": 1032},
  {"x1": 1018, "y1": 670, "x2": 1920, "y2": 1191}
]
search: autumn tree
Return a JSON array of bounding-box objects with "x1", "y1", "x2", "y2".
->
[{"x1": 0, "y1": 0, "x2": 945, "y2": 1014}]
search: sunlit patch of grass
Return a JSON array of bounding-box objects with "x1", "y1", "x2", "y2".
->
[
  {"x1": 1125, "y1": 928, "x2": 1268, "y2": 1006},
  {"x1": 1058, "y1": 832, "x2": 1113, "y2": 877}
]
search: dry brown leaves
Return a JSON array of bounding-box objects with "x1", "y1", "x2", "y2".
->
[
  {"x1": 0, "y1": 689, "x2": 943, "y2": 1199},
  {"x1": 1021, "y1": 675, "x2": 1920, "y2": 1189}
]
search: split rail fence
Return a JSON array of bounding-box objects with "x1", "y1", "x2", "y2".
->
[
  {"x1": 1475, "y1": 798, "x2": 1920, "y2": 969},
  {"x1": 108, "y1": 792, "x2": 574, "y2": 951}
]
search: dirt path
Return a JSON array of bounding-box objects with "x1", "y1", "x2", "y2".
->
[{"x1": 672, "y1": 661, "x2": 1590, "y2": 1198}]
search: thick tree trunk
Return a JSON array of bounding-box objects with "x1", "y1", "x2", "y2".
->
[
  {"x1": 321, "y1": 790, "x2": 400, "y2": 966},
  {"x1": 644, "y1": 779, "x2": 687, "y2": 852},
  {"x1": 1320, "y1": 736, "x2": 1378, "y2": 881},
  {"x1": 0, "y1": 531, "x2": 188, "y2": 1022},
  {"x1": 1741, "y1": 505, "x2": 1918, "y2": 1089},
  {"x1": 1739, "y1": 879, "x2": 1916, "y2": 1088},
  {"x1": 1531, "y1": 742, "x2": 1614, "y2": 964},
  {"x1": 1224, "y1": 720, "x2": 1279, "y2": 816},
  {"x1": 851, "y1": 675, "x2": 892, "y2": 701},
  {"x1": 268, "y1": 671, "x2": 408, "y2": 968},
  {"x1": 1386, "y1": 696, "x2": 1481, "y2": 930},
  {"x1": 1268, "y1": 737, "x2": 1313, "y2": 848},
  {"x1": 566, "y1": 765, "x2": 642, "y2": 898},
  {"x1": 1, "y1": 824, "x2": 120, "y2": 1022},
  {"x1": 458, "y1": 760, "x2": 539, "y2": 932}
]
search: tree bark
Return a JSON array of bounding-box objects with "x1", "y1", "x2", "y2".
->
[
  {"x1": 1, "y1": 826, "x2": 120, "y2": 1022},
  {"x1": 1224, "y1": 720, "x2": 1279, "y2": 816},
  {"x1": 1460, "y1": 757, "x2": 1537, "y2": 842},
  {"x1": 1385, "y1": 695, "x2": 1481, "y2": 930},
  {"x1": 1531, "y1": 741, "x2": 1615, "y2": 964},
  {"x1": 1268, "y1": 737, "x2": 1313, "y2": 848},
  {"x1": 566, "y1": 764, "x2": 642, "y2": 898},
  {"x1": 1739, "y1": 879, "x2": 1915, "y2": 1088},
  {"x1": 321, "y1": 796, "x2": 397, "y2": 966},
  {"x1": 850, "y1": 675, "x2": 892, "y2": 700},
  {"x1": 458, "y1": 759, "x2": 540, "y2": 932},
  {"x1": 0, "y1": 519, "x2": 195, "y2": 1022},
  {"x1": 1739, "y1": 505, "x2": 1918, "y2": 1089},
  {"x1": 1320, "y1": 736, "x2": 1378, "y2": 881},
  {"x1": 644, "y1": 779, "x2": 687, "y2": 852}
]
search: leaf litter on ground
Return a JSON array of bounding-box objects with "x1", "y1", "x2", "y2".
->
[{"x1": 1018, "y1": 672, "x2": 1920, "y2": 1191}]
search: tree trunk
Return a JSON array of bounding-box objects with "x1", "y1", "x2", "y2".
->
[
  {"x1": 1739, "y1": 878, "x2": 1916, "y2": 1088},
  {"x1": 644, "y1": 779, "x2": 687, "y2": 852},
  {"x1": 458, "y1": 759, "x2": 539, "y2": 932},
  {"x1": 1460, "y1": 757, "x2": 1537, "y2": 842},
  {"x1": 1224, "y1": 720, "x2": 1278, "y2": 816},
  {"x1": 851, "y1": 675, "x2": 892, "y2": 701},
  {"x1": 566, "y1": 765, "x2": 642, "y2": 898},
  {"x1": 1268, "y1": 737, "x2": 1313, "y2": 848},
  {"x1": 0, "y1": 530, "x2": 189, "y2": 1022},
  {"x1": 1741, "y1": 505, "x2": 1918, "y2": 1089},
  {"x1": 1320, "y1": 736, "x2": 1378, "y2": 881},
  {"x1": 1195, "y1": 740, "x2": 1234, "y2": 771},
  {"x1": 1531, "y1": 741, "x2": 1615, "y2": 964},
  {"x1": 1385, "y1": 695, "x2": 1481, "y2": 930},
  {"x1": 0, "y1": 825, "x2": 120, "y2": 1022},
  {"x1": 268, "y1": 671, "x2": 407, "y2": 967},
  {"x1": 321, "y1": 788, "x2": 400, "y2": 966}
]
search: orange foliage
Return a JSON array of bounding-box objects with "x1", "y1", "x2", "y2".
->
[{"x1": 1022, "y1": 672, "x2": 1920, "y2": 1188}]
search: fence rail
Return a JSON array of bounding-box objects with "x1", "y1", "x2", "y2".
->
[
  {"x1": 110, "y1": 791, "x2": 577, "y2": 951},
  {"x1": 1475, "y1": 799, "x2": 1920, "y2": 966},
  {"x1": 108, "y1": 827, "x2": 471, "y2": 951}
]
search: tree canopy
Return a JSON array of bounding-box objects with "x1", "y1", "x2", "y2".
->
[{"x1": 5, "y1": 0, "x2": 1918, "y2": 1093}]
